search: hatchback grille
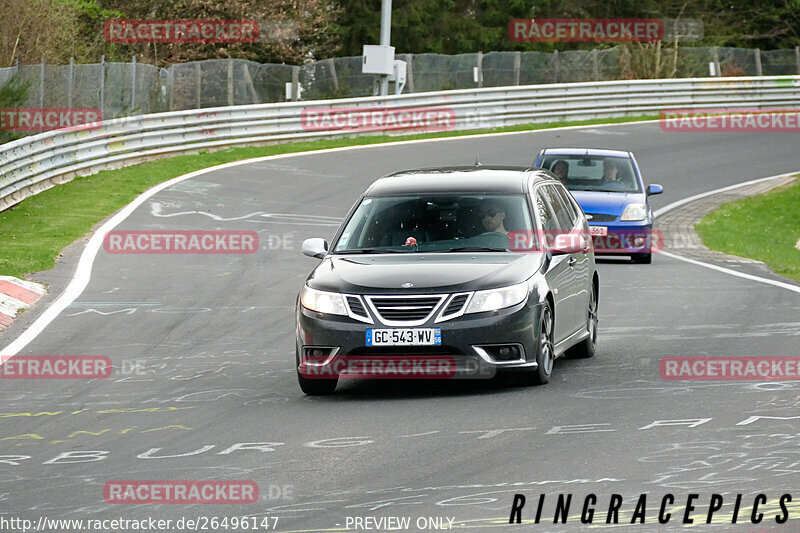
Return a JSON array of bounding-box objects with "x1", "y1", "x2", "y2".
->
[
  {"x1": 443, "y1": 294, "x2": 469, "y2": 316},
  {"x1": 585, "y1": 212, "x2": 617, "y2": 222},
  {"x1": 367, "y1": 295, "x2": 444, "y2": 324},
  {"x1": 346, "y1": 296, "x2": 368, "y2": 318}
]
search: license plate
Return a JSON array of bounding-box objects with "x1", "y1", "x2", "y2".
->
[
  {"x1": 366, "y1": 328, "x2": 442, "y2": 346},
  {"x1": 589, "y1": 226, "x2": 608, "y2": 236}
]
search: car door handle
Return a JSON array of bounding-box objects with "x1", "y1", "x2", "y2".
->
[{"x1": 568, "y1": 257, "x2": 577, "y2": 267}]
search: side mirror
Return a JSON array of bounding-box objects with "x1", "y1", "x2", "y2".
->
[
  {"x1": 647, "y1": 184, "x2": 663, "y2": 196},
  {"x1": 550, "y1": 233, "x2": 589, "y2": 255},
  {"x1": 301, "y1": 238, "x2": 328, "y2": 259}
]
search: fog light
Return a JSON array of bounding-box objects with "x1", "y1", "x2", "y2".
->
[
  {"x1": 475, "y1": 344, "x2": 524, "y2": 362},
  {"x1": 303, "y1": 347, "x2": 337, "y2": 364}
]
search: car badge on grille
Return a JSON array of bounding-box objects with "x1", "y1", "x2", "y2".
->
[{"x1": 401, "y1": 282, "x2": 414, "y2": 288}]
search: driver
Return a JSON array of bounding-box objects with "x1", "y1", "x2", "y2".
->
[
  {"x1": 478, "y1": 201, "x2": 509, "y2": 235},
  {"x1": 552, "y1": 160, "x2": 569, "y2": 183},
  {"x1": 602, "y1": 159, "x2": 620, "y2": 182}
]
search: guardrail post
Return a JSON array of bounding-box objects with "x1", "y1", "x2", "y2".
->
[
  {"x1": 327, "y1": 58, "x2": 339, "y2": 94},
  {"x1": 754, "y1": 48, "x2": 762, "y2": 76},
  {"x1": 131, "y1": 55, "x2": 136, "y2": 111},
  {"x1": 168, "y1": 66, "x2": 174, "y2": 111},
  {"x1": 195, "y1": 62, "x2": 201, "y2": 108},
  {"x1": 39, "y1": 56, "x2": 45, "y2": 107},
  {"x1": 795, "y1": 46, "x2": 800, "y2": 75},
  {"x1": 552, "y1": 50, "x2": 559, "y2": 83},
  {"x1": 291, "y1": 66, "x2": 300, "y2": 101},
  {"x1": 476, "y1": 52, "x2": 483, "y2": 88},
  {"x1": 713, "y1": 46, "x2": 721, "y2": 76},
  {"x1": 514, "y1": 51, "x2": 521, "y2": 85},
  {"x1": 406, "y1": 53, "x2": 415, "y2": 93},
  {"x1": 592, "y1": 49, "x2": 598, "y2": 80},
  {"x1": 227, "y1": 59, "x2": 234, "y2": 106},
  {"x1": 67, "y1": 57, "x2": 74, "y2": 108},
  {"x1": 99, "y1": 55, "x2": 105, "y2": 116}
]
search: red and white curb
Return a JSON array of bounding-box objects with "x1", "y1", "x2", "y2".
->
[{"x1": 0, "y1": 276, "x2": 46, "y2": 333}]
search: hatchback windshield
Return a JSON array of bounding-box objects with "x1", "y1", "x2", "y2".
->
[
  {"x1": 333, "y1": 194, "x2": 535, "y2": 253},
  {"x1": 541, "y1": 155, "x2": 641, "y2": 193}
]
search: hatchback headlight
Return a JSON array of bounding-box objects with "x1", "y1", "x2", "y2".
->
[
  {"x1": 300, "y1": 286, "x2": 348, "y2": 316},
  {"x1": 620, "y1": 203, "x2": 647, "y2": 221},
  {"x1": 465, "y1": 281, "x2": 529, "y2": 314}
]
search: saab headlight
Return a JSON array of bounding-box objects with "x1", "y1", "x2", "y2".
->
[
  {"x1": 300, "y1": 286, "x2": 348, "y2": 316},
  {"x1": 620, "y1": 203, "x2": 647, "y2": 221},
  {"x1": 465, "y1": 281, "x2": 529, "y2": 314}
]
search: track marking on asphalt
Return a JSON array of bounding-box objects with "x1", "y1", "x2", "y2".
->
[
  {"x1": 0, "y1": 121, "x2": 795, "y2": 356},
  {"x1": 654, "y1": 171, "x2": 800, "y2": 295}
]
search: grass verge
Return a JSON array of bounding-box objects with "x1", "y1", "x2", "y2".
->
[
  {"x1": 0, "y1": 115, "x2": 657, "y2": 279},
  {"x1": 696, "y1": 178, "x2": 800, "y2": 282}
]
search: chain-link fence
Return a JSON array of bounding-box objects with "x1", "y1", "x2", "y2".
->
[{"x1": 1, "y1": 45, "x2": 799, "y2": 128}]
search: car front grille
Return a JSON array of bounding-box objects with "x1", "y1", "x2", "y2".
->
[
  {"x1": 585, "y1": 212, "x2": 617, "y2": 222},
  {"x1": 366, "y1": 295, "x2": 445, "y2": 325},
  {"x1": 346, "y1": 296, "x2": 368, "y2": 318},
  {"x1": 442, "y1": 294, "x2": 469, "y2": 316}
]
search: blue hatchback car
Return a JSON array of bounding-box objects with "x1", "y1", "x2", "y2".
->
[{"x1": 535, "y1": 148, "x2": 663, "y2": 263}]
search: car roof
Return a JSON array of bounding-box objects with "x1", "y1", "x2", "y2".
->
[
  {"x1": 365, "y1": 166, "x2": 558, "y2": 196},
  {"x1": 541, "y1": 148, "x2": 632, "y2": 158}
]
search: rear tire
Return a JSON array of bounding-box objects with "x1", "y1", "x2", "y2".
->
[
  {"x1": 566, "y1": 283, "x2": 597, "y2": 359},
  {"x1": 521, "y1": 301, "x2": 554, "y2": 386},
  {"x1": 632, "y1": 252, "x2": 652, "y2": 264}
]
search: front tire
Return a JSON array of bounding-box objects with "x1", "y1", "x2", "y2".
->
[
  {"x1": 521, "y1": 301, "x2": 554, "y2": 386},
  {"x1": 632, "y1": 252, "x2": 652, "y2": 264},
  {"x1": 566, "y1": 283, "x2": 597, "y2": 359},
  {"x1": 297, "y1": 370, "x2": 338, "y2": 395}
]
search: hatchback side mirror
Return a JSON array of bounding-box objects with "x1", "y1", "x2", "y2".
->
[
  {"x1": 550, "y1": 233, "x2": 589, "y2": 255},
  {"x1": 647, "y1": 184, "x2": 663, "y2": 196},
  {"x1": 302, "y1": 238, "x2": 328, "y2": 259}
]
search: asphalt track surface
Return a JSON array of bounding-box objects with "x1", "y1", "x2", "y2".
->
[{"x1": 1, "y1": 122, "x2": 800, "y2": 533}]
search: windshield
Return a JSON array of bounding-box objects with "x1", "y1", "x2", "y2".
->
[
  {"x1": 541, "y1": 155, "x2": 641, "y2": 193},
  {"x1": 333, "y1": 194, "x2": 535, "y2": 253}
]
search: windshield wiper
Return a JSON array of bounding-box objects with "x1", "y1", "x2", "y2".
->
[
  {"x1": 334, "y1": 248, "x2": 414, "y2": 254},
  {"x1": 437, "y1": 246, "x2": 508, "y2": 253}
]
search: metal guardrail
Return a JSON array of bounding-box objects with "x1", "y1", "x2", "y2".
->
[{"x1": 1, "y1": 76, "x2": 799, "y2": 211}]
